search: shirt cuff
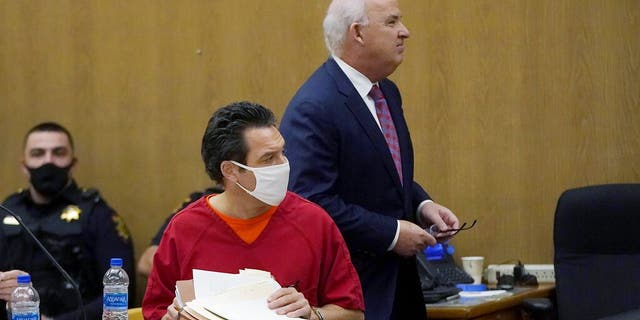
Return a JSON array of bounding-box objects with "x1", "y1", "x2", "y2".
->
[
  {"x1": 388, "y1": 199, "x2": 434, "y2": 251},
  {"x1": 387, "y1": 220, "x2": 400, "y2": 251},
  {"x1": 416, "y1": 199, "x2": 434, "y2": 226}
]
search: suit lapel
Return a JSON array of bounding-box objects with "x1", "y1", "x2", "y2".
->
[{"x1": 326, "y1": 59, "x2": 404, "y2": 190}]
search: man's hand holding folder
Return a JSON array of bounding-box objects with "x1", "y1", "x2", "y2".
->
[{"x1": 173, "y1": 269, "x2": 305, "y2": 320}]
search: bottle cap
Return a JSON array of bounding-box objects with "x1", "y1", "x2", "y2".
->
[
  {"x1": 16, "y1": 274, "x2": 31, "y2": 284},
  {"x1": 110, "y1": 258, "x2": 123, "y2": 267}
]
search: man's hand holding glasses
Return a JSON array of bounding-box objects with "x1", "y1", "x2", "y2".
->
[{"x1": 428, "y1": 219, "x2": 477, "y2": 240}]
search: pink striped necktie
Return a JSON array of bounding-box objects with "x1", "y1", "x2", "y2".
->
[{"x1": 369, "y1": 84, "x2": 403, "y2": 183}]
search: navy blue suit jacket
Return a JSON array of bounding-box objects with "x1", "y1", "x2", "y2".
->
[{"x1": 280, "y1": 58, "x2": 430, "y2": 319}]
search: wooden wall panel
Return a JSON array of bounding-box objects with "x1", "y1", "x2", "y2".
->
[
  {"x1": 397, "y1": 0, "x2": 639, "y2": 265},
  {"x1": 1, "y1": 0, "x2": 638, "y2": 300}
]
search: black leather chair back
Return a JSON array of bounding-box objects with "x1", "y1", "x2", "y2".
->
[{"x1": 554, "y1": 183, "x2": 640, "y2": 320}]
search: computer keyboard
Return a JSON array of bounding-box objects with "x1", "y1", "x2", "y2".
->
[{"x1": 432, "y1": 260, "x2": 474, "y2": 284}]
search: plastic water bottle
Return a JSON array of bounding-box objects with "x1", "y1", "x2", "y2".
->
[
  {"x1": 102, "y1": 258, "x2": 129, "y2": 320},
  {"x1": 10, "y1": 274, "x2": 40, "y2": 320}
]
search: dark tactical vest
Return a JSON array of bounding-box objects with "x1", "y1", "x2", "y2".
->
[{"x1": 1, "y1": 187, "x2": 102, "y2": 317}]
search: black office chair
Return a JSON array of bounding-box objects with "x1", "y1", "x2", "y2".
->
[{"x1": 554, "y1": 183, "x2": 640, "y2": 320}]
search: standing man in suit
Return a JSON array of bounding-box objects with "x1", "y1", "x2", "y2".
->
[{"x1": 280, "y1": 0, "x2": 460, "y2": 319}]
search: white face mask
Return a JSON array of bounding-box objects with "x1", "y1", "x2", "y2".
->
[{"x1": 230, "y1": 161, "x2": 290, "y2": 206}]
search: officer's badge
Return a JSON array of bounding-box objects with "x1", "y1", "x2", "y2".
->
[
  {"x1": 112, "y1": 214, "x2": 131, "y2": 241},
  {"x1": 60, "y1": 205, "x2": 82, "y2": 222},
  {"x1": 3, "y1": 216, "x2": 19, "y2": 225}
]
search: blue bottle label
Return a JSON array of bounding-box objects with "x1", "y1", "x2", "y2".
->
[
  {"x1": 11, "y1": 312, "x2": 39, "y2": 320},
  {"x1": 103, "y1": 293, "x2": 128, "y2": 311}
]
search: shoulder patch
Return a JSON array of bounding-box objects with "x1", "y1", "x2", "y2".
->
[{"x1": 112, "y1": 214, "x2": 131, "y2": 241}]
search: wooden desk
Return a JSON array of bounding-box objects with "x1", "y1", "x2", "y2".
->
[{"x1": 426, "y1": 284, "x2": 555, "y2": 320}]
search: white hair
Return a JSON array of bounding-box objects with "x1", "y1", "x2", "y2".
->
[{"x1": 323, "y1": 0, "x2": 369, "y2": 57}]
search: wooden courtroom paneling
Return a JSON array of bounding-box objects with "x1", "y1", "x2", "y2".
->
[
  {"x1": 397, "y1": 0, "x2": 639, "y2": 266},
  {"x1": 1, "y1": 0, "x2": 638, "y2": 302}
]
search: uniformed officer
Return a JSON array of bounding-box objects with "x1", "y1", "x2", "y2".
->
[{"x1": 0, "y1": 122, "x2": 136, "y2": 320}]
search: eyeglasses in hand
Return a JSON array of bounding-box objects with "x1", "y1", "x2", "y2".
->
[{"x1": 428, "y1": 219, "x2": 477, "y2": 237}]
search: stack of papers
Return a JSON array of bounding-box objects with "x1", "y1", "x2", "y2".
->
[
  {"x1": 458, "y1": 289, "x2": 508, "y2": 298},
  {"x1": 176, "y1": 269, "x2": 303, "y2": 320}
]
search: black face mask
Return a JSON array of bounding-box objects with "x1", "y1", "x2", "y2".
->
[{"x1": 26, "y1": 163, "x2": 73, "y2": 198}]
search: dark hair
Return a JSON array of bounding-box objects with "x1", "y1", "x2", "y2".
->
[
  {"x1": 24, "y1": 122, "x2": 75, "y2": 151},
  {"x1": 201, "y1": 101, "x2": 277, "y2": 183}
]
